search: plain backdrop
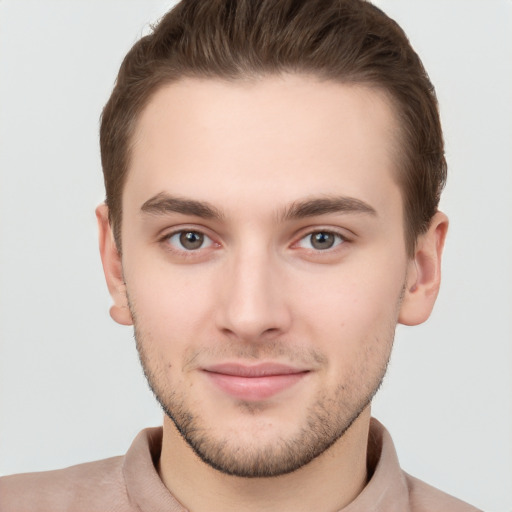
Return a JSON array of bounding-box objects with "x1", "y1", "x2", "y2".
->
[{"x1": 0, "y1": 1, "x2": 511, "y2": 511}]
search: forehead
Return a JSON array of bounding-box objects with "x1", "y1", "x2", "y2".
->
[{"x1": 125, "y1": 74, "x2": 401, "y2": 217}]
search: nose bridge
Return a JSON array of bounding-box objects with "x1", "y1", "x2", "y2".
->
[{"x1": 217, "y1": 240, "x2": 290, "y2": 340}]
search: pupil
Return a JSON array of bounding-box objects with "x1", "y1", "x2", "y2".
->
[
  {"x1": 311, "y1": 232, "x2": 334, "y2": 250},
  {"x1": 180, "y1": 231, "x2": 203, "y2": 250}
]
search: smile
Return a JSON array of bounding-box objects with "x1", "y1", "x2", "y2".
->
[{"x1": 202, "y1": 363, "x2": 310, "y2": 401}]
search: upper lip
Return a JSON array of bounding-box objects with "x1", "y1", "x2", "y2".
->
[{"x1": 202, "y1": 362, "x2": 309, "y2": 378}]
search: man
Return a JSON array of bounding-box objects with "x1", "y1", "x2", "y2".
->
[{"x1": 0, "y1": 0, "x2": 483, "y2": 510}]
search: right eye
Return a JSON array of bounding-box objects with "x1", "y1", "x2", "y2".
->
[{"x1": 166, "y1": 230, "x2": 214, "y2": 251}]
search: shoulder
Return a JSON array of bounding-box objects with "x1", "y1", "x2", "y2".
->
[
  {"x1": 0, "y1": 456, "x2": 132, "y2": 512},
  {"x1": 404, "y1": 472, "x2": 483, "y2": 512},
  {"x1": 364, "y1": 419, "x2": 482, "y2": 512}
]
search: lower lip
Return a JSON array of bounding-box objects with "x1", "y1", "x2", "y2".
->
[{"x1": 204, "y1": 371, "x2": 308, "y2": 401}]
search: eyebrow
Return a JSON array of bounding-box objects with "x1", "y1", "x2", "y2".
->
[
  {"x1": 140, "y1": 192, "x2": 377, "y2": 222},
  {"x1": 282, "y1": 196, "x2": 377, "y2": 221},
  {"x1": 140, "y1": 193, "x2": 224, "y2": 220}
]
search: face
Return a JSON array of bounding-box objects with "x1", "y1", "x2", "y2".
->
[{"x1": 113, "y1": 75, "x2": 413, "y2": 477}]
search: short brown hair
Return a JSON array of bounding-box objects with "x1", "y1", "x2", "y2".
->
[{"x1": 100, "y1": 0, "x2": 446, "y2": 256}]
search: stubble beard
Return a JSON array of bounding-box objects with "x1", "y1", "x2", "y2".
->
[{"x1": 132, "y1": 324, "x2": 395, "y2": 478}]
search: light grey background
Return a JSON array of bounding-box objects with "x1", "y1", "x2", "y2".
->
[{"x1": 0, "y1": 1, "x2": 511, "y2": 511}]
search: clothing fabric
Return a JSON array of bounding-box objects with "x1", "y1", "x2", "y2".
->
[{"x1": 0, "y1": 418, "x2": 481, "y2": 512}]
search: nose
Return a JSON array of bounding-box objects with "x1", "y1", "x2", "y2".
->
[{"x1": 215, "y1": 246, "x2": 292, "y2": 342}]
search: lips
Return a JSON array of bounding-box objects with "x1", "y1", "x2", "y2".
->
[{"x1": 202, "y1": 363, "x2": 309, "y2": 401}]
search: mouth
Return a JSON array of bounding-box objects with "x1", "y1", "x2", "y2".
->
[{"x1": 201, "y1": 362, "x2": 310, "y2": 401}]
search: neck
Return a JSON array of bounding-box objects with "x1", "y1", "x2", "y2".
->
[{"x1": 158, "y1": 407, "x2": 371, "y2": 512}]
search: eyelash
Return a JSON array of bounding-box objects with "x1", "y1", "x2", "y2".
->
[
  {"x1": 295, "y1": 230, "x2": 348, "y2": 250},
  {"x1": 159, "y1": 228, "x2": 218, "y2": 256},
  {"x1": 159, "y1": 227, "x2": 350, "y2": 257}
]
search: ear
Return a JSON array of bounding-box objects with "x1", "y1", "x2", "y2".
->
[
  {"x1": 398, "y1": 211, "x2": 449, "y2": 326},
  {"x1": 96, "y1": 203, "x2": 133, "y2": 326}
]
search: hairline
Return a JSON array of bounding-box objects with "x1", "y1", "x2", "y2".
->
[{"x1": 111, "y1": 71, "x2": 414, "y2": 256}]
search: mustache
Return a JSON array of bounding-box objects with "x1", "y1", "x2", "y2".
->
[
  {"x1": 128, "y1": 299, "x2": 328, "y2": 371},
  {"x1": 178, "y1": 340, "x2": 328, "y2": 372}
]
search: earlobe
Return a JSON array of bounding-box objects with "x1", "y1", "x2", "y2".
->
[
  {"x1": 96, "y1": 203, "x2": 133, "y2": 326},
  {"x1": 398, "y1": 211, "x2": 449, "y2": 326}
]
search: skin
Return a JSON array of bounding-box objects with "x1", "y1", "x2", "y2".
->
[{"x1": 97, "y1": 74, "x2": 448, "y2": 512}]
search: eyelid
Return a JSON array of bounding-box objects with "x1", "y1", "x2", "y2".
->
[
  {"x1": 298, "y1": 231, "x2": 344, "y2": 247},
  {"x1": 292, "y1": 225, "x2": 352, "y2": 243},
  {"x1": 158, "y1": 225, "x2": 221, "y2": 253},
  {"x1": 168, "y1": 231, "x2": 214, "y2": 250},
  {"x1": 156, "y1": 224, "x2": 352, "y2": 255}
]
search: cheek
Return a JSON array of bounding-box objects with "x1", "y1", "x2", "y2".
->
[
  {"x1": 295, "y1": 255, "x2": 406, "y2": 348},
  {"x1": 124, "y1": 258, "x2": 214, "y2": 345}
]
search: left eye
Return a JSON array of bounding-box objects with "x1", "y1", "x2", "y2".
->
[
  {"x1": 297, "y1": 231, "x2": 345, "y2": 250},
  {"x1": 167, "y1": 231, "x2": 214, "y2": 251}
]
